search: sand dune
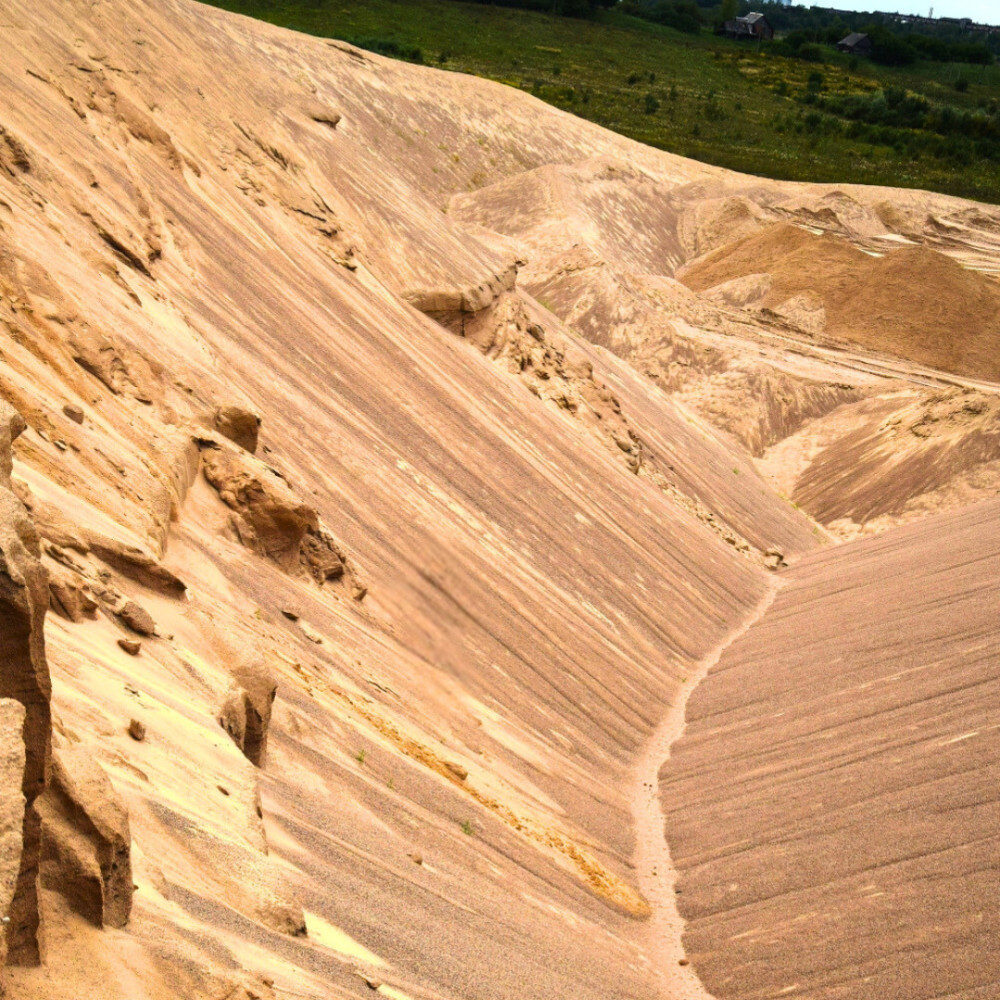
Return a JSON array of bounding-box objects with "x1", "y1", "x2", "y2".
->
[
  {"x1": 679, "y1": 222, "x2": 1000, "y2": 381},
  {"x1": 0, "y1": 1, "x2": 996, "y2": 998}
]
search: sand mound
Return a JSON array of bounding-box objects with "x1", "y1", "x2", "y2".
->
[
  {"x1": 664, "y1": 498, "x2": 1000, "y2": 1000},
  {"x1": 680, "y1": 223, "x2": 1000, "y2": 380},
  {"x1": 1, "y1": 0, "x2": 999, "y2": 997},
  {"x1": 677, "y1": 195, "x2": 769, "y2": 259}
]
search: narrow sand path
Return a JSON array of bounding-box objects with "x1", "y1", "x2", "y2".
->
[{"x1": 631, "y1": 578, "x2": 783, "y2": 999}]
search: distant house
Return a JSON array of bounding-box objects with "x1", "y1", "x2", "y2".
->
[
  {"x1": 837, "y1": 32, "x2": 873, "y2": 56},
  {"x1": 721, "y1": 13, "x2": 774, "y2": 42}
]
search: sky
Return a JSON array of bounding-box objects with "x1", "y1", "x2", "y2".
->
[{"x1": 794, "y1": 0, "x2": 996, "y2": 21}]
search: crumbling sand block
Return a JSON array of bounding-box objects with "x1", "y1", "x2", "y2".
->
[
  {"x1": 217, "y1": 661, "x2": 278, "y2": 768},
  {"x1": 213, "y1": 405, "x2": 262, "y2": 454},
  {"x1": 38, "y1": 747, "x2": 132, "y2": 930},
  {"x1": 0, "y1": 401, "x2": 51, "y2": 966},
  {"x1": 0, "y1": 700, "x2": 27, "y2": 968}
]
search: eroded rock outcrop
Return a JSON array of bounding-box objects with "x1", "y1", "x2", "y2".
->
[
  {"x1": 198, "y1": 435, "x2": 317, "y2": 572},
  {"x1": 0, "y1": 404, "x2": 136, "y2": 950},
  {"x1": 46, "y1": 563, "x2": 98, "y2": 623},
  {"x1": 68, "y1": 328, "x2": 164, "y2": 406},
  {"x1": 217, "y1": 660, "x2": 277, "y2": 769},
  {"x1": 197, "y1": 433, "x2": 367, "y2": 595},
  {"x1": 403, "y1": 260, "x2": 518, "y2": 315},
  {"x1": 114, "y1": 599, "x2": 157, "y2": 637},
  {"x1": 86, "y1": 536, "x2": 187, "y2": 596},
  {"x1": 0, "y1": 401, "x2": 50, "y2": 966},
  {"x1": 426, "y1": 287, "x2": 645, "y2": 473},
  {"x1": 213, "y1": 405, "x2": 262, "y2": 454},
  {"x1": 38, "y1": 745, "x2": 132, "y2": 929}
]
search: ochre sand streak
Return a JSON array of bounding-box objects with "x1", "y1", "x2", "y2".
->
[{"x1": 285, "y1": 658, "x2": 651, "y2": 917}]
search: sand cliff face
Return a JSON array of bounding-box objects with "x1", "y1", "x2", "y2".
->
[{"x1": 0, "y1": 1, "x2": 996, "y2": 998}]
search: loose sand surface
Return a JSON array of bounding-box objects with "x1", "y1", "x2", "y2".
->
[{"x1": 0, "y1": 1, "x2": 996, "y2": 998}]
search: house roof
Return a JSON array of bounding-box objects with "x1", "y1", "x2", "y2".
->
[
  {"x1": 839, "y1": 32, "x2": 870, "y2": 46},
  {"x1": 741, "y1": 12, "x2": 767, "y2": 23}
]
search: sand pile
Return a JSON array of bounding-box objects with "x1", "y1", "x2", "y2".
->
[
  {"x1": 0, "y1": 0, "x2": 999, "y2": 996},
  {"x1": 679, "y1": 223, "x2": 1000, "y2": 380},
  {"x1": 676, "y1": 193, "x2": 769, "y2": 259}
]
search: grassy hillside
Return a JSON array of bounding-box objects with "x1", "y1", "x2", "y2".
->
[{"x1": 204, "y1": 0, "x2": 1000, "y2": 203}]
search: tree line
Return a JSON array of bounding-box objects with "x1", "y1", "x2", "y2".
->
[{"x1": 448, "y1": 0, "x2": 999, "y2": 66}]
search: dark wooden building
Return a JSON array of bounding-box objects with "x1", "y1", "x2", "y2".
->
[
  {"x1": 837, "y1": 32, "x2": 873, "y2": 56},
  {"x1": 721, "y1": 13, "x2": 774, "y2": 42}
]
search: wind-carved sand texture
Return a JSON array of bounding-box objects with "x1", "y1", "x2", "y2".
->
[
  {"x1": 662, "y1": 500, "x2": 1000, "y2": 999},
  {"x1": 0, "y1": 0, "x2": 996, "y2": 997}
]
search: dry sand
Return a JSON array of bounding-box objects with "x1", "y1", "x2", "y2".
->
[
  {"x1": 631, "y1": 579, "x2": 781, "y2": 1000},
  {"x1": 0, "y1": 0, "x2": 996, "y2": 998},
  {"x1": 678, "y1": 223, "x2": 1000, "y2": 381}
]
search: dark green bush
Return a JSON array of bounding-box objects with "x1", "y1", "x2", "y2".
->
[{"x1": 346, "y1": 36, "x2": 424, "y2": 63}]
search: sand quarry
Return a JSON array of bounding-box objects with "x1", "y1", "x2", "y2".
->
[{"x1": 0, "y1": 1, "x2": 997, "y2": 998}]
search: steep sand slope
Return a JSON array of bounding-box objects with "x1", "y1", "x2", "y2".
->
[
  {"x1": 663, "y1": 497, "x2": 1000, "y2": 999},
  {"x1": 0, "y1": 0, "x2": 998, "y2": 997},
  {"x1": 456, "y1": 161, "x2": 1000, "y2": 534},
  {"x1": 0, "y1": 0, "x2": 826, "y2": 997}
]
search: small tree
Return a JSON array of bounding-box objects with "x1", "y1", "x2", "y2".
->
[{"x1": 717, "y1": 0, "x2": 738, "y2": 27}]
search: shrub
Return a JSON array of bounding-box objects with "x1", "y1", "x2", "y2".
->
[
  {"x1": 644, "y1": 92, "x2": 660, "y2": 114},
  {"x1": 647, "y1": 0, "x2": 702, "y2": 34},
  {"x1": 868, "y1": 28, "x2": 916, "y2": 67},
  {"x1": 346, "y1": 37, "x2": 425, "y2": 63},
  {"x1": 705, "y1": 99, "x2": 726, "y2": 121}
]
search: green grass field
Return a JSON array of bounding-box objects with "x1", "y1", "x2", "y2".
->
[{"x1": 204, "y1": 0, "x2": 1000, "y2": 203}]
